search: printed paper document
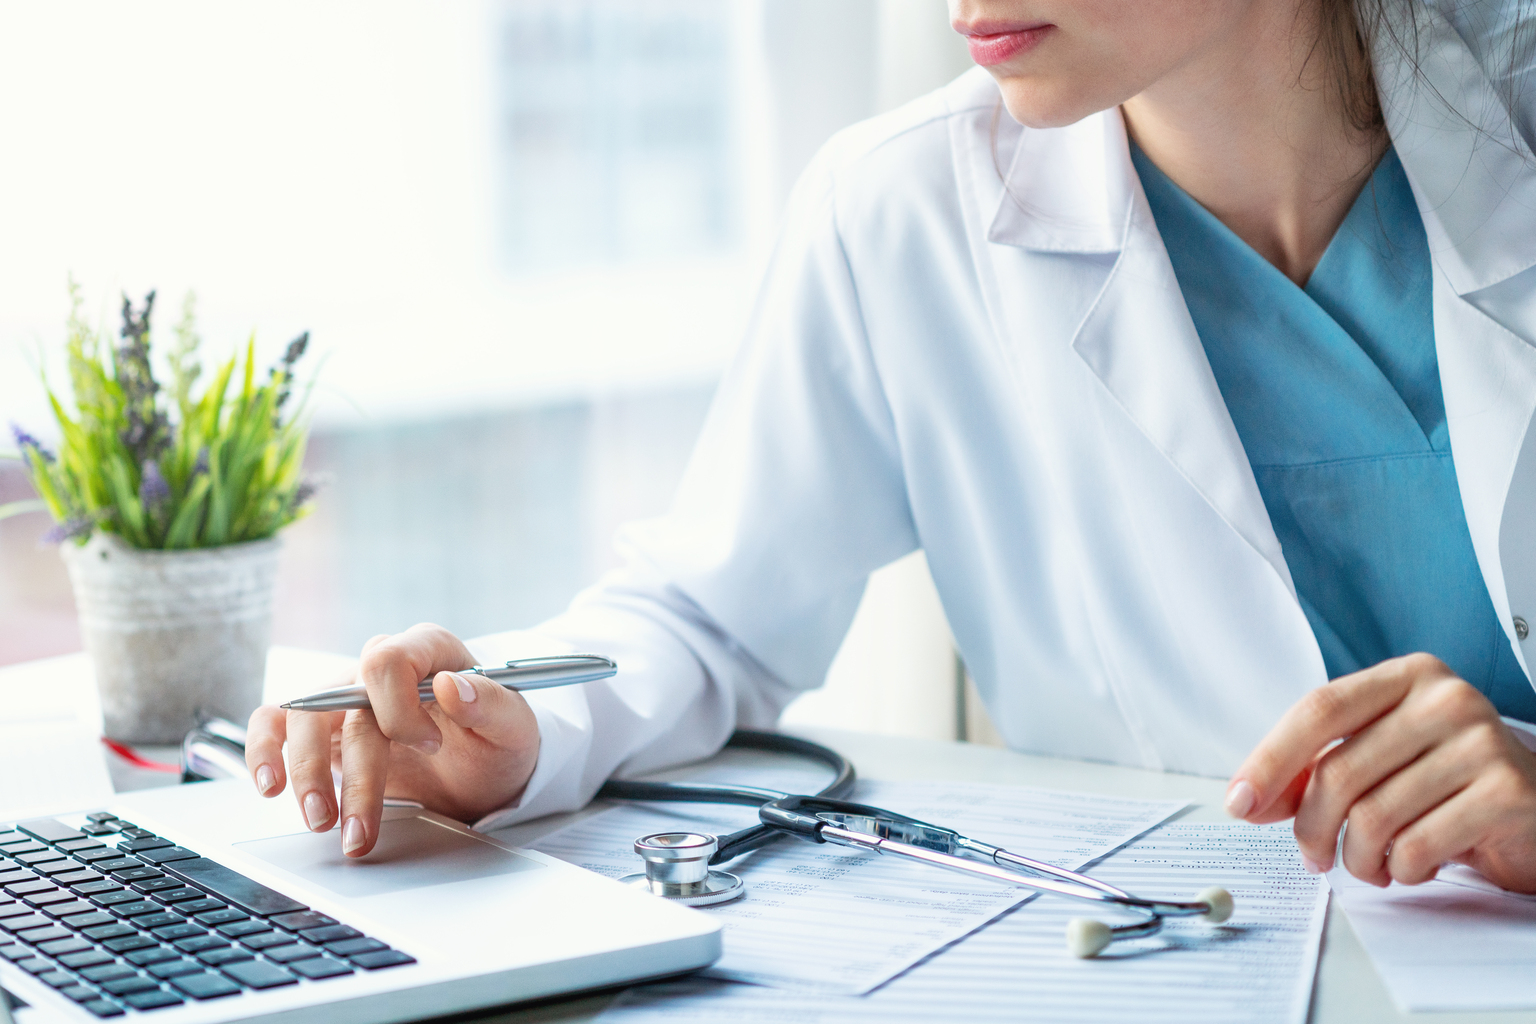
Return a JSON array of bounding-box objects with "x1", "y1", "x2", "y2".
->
[
  {"x1": 532, "y1": 781, "x2": 1185, "y2": 994},
  {"x1": 596, "y1": 822, "x2": 1327, "y2": 1024}
]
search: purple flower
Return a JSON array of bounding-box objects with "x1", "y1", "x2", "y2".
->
[
  {"x1": 10, "y1": 423, "x2": 56, "y2": 464},
  {"x1": 292, "y1": 479, "x2": 317, "y2": 506},
  {"x1": 40, "y1": 516, "x2": 93, "y2": 545},
  {"x1": 139, "y1": 461, "x2": 170, "y2": 511},
  {"x1": 192, "y1": 447, "x2": 210, "y2": 476}
]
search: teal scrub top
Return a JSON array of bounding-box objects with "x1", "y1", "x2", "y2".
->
[{"x1": 1130, "y1": 142, "x2": 1536, "y2": 721}]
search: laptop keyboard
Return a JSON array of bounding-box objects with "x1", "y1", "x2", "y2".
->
[{"x1": 0, "y1": 814, "x2": 415, "y2": 1017}]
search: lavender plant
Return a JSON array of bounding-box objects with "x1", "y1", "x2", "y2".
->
[{"x1": 2, "y1": 285, "x2": 317, "y2": 549}]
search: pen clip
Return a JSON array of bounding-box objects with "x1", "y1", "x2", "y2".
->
[{"x1": 495, "y1": 654, "x2": 617, "y2": 671}]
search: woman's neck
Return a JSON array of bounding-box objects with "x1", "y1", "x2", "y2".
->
[{"x1": 1121, "y1": 0, "x2": 1389, "y2": 286}]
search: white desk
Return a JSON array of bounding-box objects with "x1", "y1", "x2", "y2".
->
[{"x1": 3, "y1": 652, "x2": 1528, "y2": 1024}]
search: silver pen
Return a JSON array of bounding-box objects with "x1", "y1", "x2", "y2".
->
[{"x1": 279, "y1": 655, "x2": 618, "y2": 712}]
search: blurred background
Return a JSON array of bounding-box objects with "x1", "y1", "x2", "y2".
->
[{"x1": 0, "y1": 0, "x2": 1001, "y2": 744}]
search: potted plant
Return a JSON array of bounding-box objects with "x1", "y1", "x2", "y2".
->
[{"x1": 3, "y1": 286, "x2": 317, "y2": 742}]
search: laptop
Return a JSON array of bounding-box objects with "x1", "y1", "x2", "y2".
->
[{"x1": 0, "y1": 779, "x2": 721, "y2": 1024}]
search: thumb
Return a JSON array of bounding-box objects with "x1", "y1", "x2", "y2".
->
[{"x1": 431, "y1": 670, "x2": 539, "y2": 749}]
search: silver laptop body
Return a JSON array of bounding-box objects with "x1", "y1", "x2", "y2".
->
[{"x1": 0, "y1": 780, "x2": 720, "y2": 1024}]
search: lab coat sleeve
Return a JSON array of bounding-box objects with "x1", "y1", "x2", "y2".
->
[{"x1": 467, "y1": 146, "x2": 921, "y2": 830}]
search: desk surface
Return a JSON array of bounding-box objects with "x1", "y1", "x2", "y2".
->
[{"x1": 2, "y1": 654, "x2": 1527, "y2": 1024}]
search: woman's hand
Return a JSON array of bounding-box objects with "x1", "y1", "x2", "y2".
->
[
  {"x1": 243, "y1": 623, "x2": 541, "y2": 858},
  {"x1": 1226, "y1": 653, "x2": 1536, "y2": 892}
]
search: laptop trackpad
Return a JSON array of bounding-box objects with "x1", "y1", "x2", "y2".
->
[{"x1": 235, "y1": 815, "x2": 538, "y2": 898}]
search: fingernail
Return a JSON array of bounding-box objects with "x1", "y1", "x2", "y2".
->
[
  {"x1": 452, "y1": 673, "x2": 476, "y2": 703},
  {"x1": 412, "y1": 738, "x2": 441, "y2": 756},
  {"x1": 1301, "y1": 855, "x2": 1324, "y2": 875},
  {"x1": 1224, "y1": 779, "x2": 1256, "y2": 818},
  {"x1": 304, "y1": 792, "x2": 330, "y2": 831},
  {"x1": 255, "y1": 765, "x2": 276, "y2": 796},
  {"x1": 342, "y1": 817, "x2": 365, "y2": 854}
]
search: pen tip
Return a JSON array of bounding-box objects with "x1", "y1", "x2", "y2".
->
[{"x1": 279, "y1": 702, "x2": 292, "y2": 709}]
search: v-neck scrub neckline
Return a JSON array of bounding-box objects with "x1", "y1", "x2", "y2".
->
[{"x1": 1131, "y1": 142, "x2": 1536, "y2": 720}]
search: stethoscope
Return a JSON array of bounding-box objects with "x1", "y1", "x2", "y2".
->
[{"x1": 599, "y1": 731, "x2": 1234, "y2": 959}]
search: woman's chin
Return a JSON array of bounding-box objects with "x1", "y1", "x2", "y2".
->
[{"x1": 995, "y1": 79, "x2": 1121, "y2": 130}]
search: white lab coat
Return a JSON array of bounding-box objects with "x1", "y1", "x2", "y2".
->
[{"x1": 471, "y1": 3, "x2": 1536, "y2": 829}]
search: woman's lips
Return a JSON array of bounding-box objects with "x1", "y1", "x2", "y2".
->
[{"x1": 964, "y1": 25, "x2": 1052, "y2": 66}]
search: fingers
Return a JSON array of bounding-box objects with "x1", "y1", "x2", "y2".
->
[
  {"x1": 246, "y1": 705, "x2": 288, "y2": 797},
  {"x1": 356, "y1": 624, "x2": 476, "y2": 753},
  {"x1": 1337, "y1": 730, "x2": 1485, "y2": 885},
  {"x1": 338, "y1": 709, "x2": 392, "y2": 858},
  {"x1": 1227, "y1": 653, "x2": 1452, "y2": 820},
  {"x1": 1385, "y1": 769, "x2": 1510, "y2": 885},
  {"x1": 431, "y1": 670, "x2": 540, "y2": 750},
  {"x1": 287, "y1": 708, "x2": 343, "y2": 832}
]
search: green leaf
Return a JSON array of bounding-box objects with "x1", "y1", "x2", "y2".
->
[{"x1": 0, "y1": 499, "x2": 48, "y2": 520}]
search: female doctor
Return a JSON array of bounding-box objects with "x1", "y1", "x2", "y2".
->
[{"x1": 249, "y1": 0, "x2": 1536, "y2": 892}]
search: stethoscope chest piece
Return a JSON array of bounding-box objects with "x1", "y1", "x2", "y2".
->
[{"x1": 620, "y1": 832, "x2": 746, "y2": 907}]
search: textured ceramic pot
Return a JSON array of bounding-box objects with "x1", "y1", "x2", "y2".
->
[{"x1": 60, "y1": 532, "x2": 280, "y2": 743}]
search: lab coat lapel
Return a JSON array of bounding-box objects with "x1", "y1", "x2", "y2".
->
[
  {"x1": 987, "y1": 111, "x2": 1294, "y2": 589},
  {"x1": 1383, "y1": 8, "x2": 1536, "y2": 673}
]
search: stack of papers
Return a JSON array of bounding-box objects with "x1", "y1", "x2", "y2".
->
[
  {"x1": 595, "y1": 822, "x2": 1328, "y2": 1023},
  {"x1": 532, "y1": 781, "x2": 1186, "y2": 993}
]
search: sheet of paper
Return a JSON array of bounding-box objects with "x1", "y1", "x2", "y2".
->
[
  {"x1": 0, "y1": 654, "x2": 114, "y2": 820},
  {"x1": 1331, "y1": 863, "x2": 1536, "y2": 1012},
  {"x1": 596, "y1": 823, "x2": 1327, "y2": 1024},
  {"x1": 533, "y1": 780, "x2": 1186, "y2": 994}
]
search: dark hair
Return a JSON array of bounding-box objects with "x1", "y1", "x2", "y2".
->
[{"x1": 1318, "y1": 0, "x2": 1386, "y2": 135}]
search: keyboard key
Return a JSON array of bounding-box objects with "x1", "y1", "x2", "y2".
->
[
  {"x1": 270, "y1": 911, "x2": 336, "y2": 931},
  {"x1": 149, "y1": 887, "x2": 203, "y2": 904},
  {"x1": 98, "y1": 860, "x2": 148, "y2": 874},
  {"x1": 86, "y1": 813, "x2": 118, "y2": 823},
  {"x1": 0, "y1": 943, "x2": 32, "y2": 960},
  {"x1": 173, "y1": 935, "x2": 225, "y2": 953},
  {"x1": 288, "y1": 956, "x2": 354, "y2": 980},
  {"x1": 167, "y1": 858, "x2": 306, "y2": 916},
  {"x1": 146, "y1": 958, "x2": 204, "y2": 979},
  {"x1": 61, "y1": 984, "x2": 101, "y2": 1002},
  {"x1": 117, "y1": 828, "x2": 152, "y2": 840},
  {"x1": 37, "y1": 936, "x2": 92, "y2": 955},
  {"x1": 18, "y1": 957, "x2": 56, "y2": 974},
  {"x1": 195, "y1": 947, "x2": 252, "y2": 966},
  {"x1": 174, "y1": 898, "x2": 227, "y2": 915},
  {"x1": 15, "y1": 850, "x2": 67, "y2": 865},
  {"x1": 70, "y1": 881, "x2": 124, "y2": 897},
  {"x1": 239, "y1": 931, "x2": 295, "y2": 951},
  {"x1": 132, "y1": 879, "x2": 185, "y2": 895},
  {"x1": 102, "y1": 935, "x2": 158, "y2": 953},
  {"x1": 124, "y1": 946, "x2": 180, "y2": 966},
  {"x1": 18, "y1": 819, "x2": 87, "y2": 844},
  {"x1": 91, "y1": 891, "x2": 146, "y2": 908},
  {"x1": 123, "y1": 988, "x2": 184, "y2": 1011},
  {"x1": 0, "y1": 869, "x2": 38, "y2": 885},
  {"x1": 171, "y1": 972, "x2": 242, "y2": 1000},
  {"x1": 81, "y1": 998, "x2": 125, "y2": 1017},
  {"x1": 351, "y1": 948, "x2": 416, "y2": 970},
  {"x1": 194, "y1": 908, "x2": 247, "y2": 926},
  {"x1": 216, "y1": 920, "x2": 269, "y2": 938},
  {"x1": 110, "y1": 901, "x2": 166, "y2": 918},
  {"x1": 80, "y1": 824, "x2": 119, "y2": 836},
  {"x1": 220, "y1": 959, "x2": 298, "y2": 989},
  {"x1": 299, "y1": 924, "x2": 360, "y2": 943},
  {"x1": 0, "y1": 914, "x2": 52, "y2": 932},
  {"x1": 324, "y1": 937, "x2": 385, "y2": 957},
  {"x1": 80, "y1": 964, "x2": 137, "y2": 983},
  {"x1": 39, "y1": 969, "x2": 77, "y2": 987},
  {"x1": 63, "y1": 912, "x2": 117, "y2": 930},
  {"x1": 133, "y1": 913, "x2": 185, "y2": 930},
  {"x1": 0, "y1": 842, "x2": 46, "y2": 854},
  {"x1": 82, "y1": 923, "x2": 137, "y2": 941},
  {"x1": 53, "y1": 871, "x2": 104, "y2": 886},
  {"x1": 72, "y1": 849, "x2": 128, "y2": 864},
  {"x1": 0, "y1": 903, "x2": 32, "y2": 919},
  {"x1": 137, "y1": 848, "x2": 199, "y2": 866},
  {"x1": 152, "y1": 923, "x2": 203, "y2": 941},
  {"x1": 57, "y1": 839, "x2": 107, "y2": 853},
  {"x1": 4, "y1": 879, "x2": 57, "y2": 897},
  {"x1": 26, "y1": 890, "x2": 77, "y2": 906},
  {"x1": 58, "y1": 949, "x2": 115, "y2": 969},
  {"x1": 17, "y1": 925, "x2": 72, "y2": 943},
  {"x1": 264, "y1": 943, "x2": 321, "y2": 964},
  {"x1": 117, "y1": 838, "x2": 173, "y2": 854},
  {"x1": 43, "y1": 901, "x2": 100, "y2": 918},
  {"x1": 100, "y1": 976, "x2": 160, "y2": 996}
]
